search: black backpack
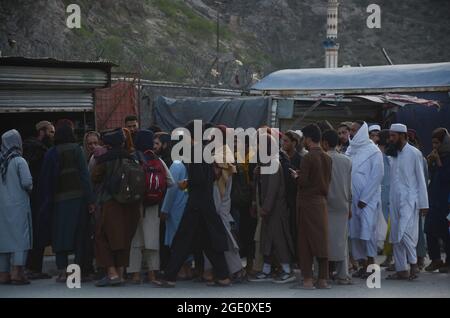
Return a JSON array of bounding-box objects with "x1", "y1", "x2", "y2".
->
[{"x1": 106, "y1": 157, "x2": 146, "y2": 204}]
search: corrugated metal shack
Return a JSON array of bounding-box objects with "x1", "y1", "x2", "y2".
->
[
  {"x1": 251, "y1": 62, "x2": 450, "y2": 154},
  {"x1": 0, "y1": 56, "x2": 115, "y2": 138}
]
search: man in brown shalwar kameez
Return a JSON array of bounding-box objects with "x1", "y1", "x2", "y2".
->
[
  {"x1": 294, "y1": 124, "x2": 332, "y2": 290},
  {"x1": 91, "y1": 129, "x2": 141, "y2": 287}
]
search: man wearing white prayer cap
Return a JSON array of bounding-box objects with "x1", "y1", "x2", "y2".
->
[
  {"x1": 369, "y1": 125, "x2": 381, "y2": 132},
  {"x1": 390, "y1": 123, "x2": 407, "y2": 134},
  {"x1": 386, "y1": 123, "x2": 429, "y2": 280},
  {"x1": 369, "y1": 125, "x2": 382, "y2": 145}
]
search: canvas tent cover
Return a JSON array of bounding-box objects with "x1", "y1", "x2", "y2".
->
[
  {"x1": 153, "y1": 96, "x2": 270, "y2": 131},
  {"x1": 252, "y1": 63, "x2": 450, "y2": 92}
]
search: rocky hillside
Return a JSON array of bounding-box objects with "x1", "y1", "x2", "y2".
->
[{"x1": 1, "y1": 0, "x2": 449, "y2": 88}]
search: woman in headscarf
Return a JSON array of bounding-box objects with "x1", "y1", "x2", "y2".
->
[
  {"x1": 92, "y1": 128, "x2": 141, "y2": 287},
  {"x1": 127, "y1": 130, "x2": 174, "y2": 284},
  {"x1": 425, "y1": 128, "x2": 450, "y2": 273},
  {"x1": 0, "y1": 130, "x2": 33, "y2": 285},
  {"x1": 83, "y1": 131, "x2": 101, "y2": 164},
  {"x1": 37, "y1": 121, "x2": 95, "y2": 283}
]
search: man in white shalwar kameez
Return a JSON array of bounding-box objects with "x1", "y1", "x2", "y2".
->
[
  {"x1": 387, "y1": 124, "x2": 429, "y2": 280},
  {"x1": 346, "y1": 122, "x2": 384, "y2": 278}
]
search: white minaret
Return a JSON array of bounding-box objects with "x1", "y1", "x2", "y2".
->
[{"x1": 323, "y1": 0, "x2": 340, "y2": 68}]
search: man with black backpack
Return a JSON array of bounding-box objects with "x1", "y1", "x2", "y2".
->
[{"x1": 91, "y1": 128, "x2": 143, "y2": 287}]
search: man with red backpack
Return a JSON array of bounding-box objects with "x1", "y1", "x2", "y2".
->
[{"x1": 127, "y1": 130, "x2": 174, "y2": 284}]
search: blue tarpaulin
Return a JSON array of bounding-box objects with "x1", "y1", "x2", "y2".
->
[
  {"x1": 396, "y1": 92, "x2": 450, "y2": 155},
  {"x1": 153, "y1": 96, "x2": 270, "y2": 131}
]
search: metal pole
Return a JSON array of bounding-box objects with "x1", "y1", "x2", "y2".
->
[
  {"x1": 381, "y1": 48, "x2": 394, "y2": 65},
  {"x1": 137, "y1": 76, "x2": 142, "y2": 128},
  {"x1": 83, "y1": 110, "x2": 87, "y2": 133},
  {"x1": 214, "y1": 2, "x2": 221, "y2": 86},
  {"x1": 216, "y1": 6, "x2": 220, "y2": 57}
]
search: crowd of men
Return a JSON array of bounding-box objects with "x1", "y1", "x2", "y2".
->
[{"x1": 0, "y1": 115, "x2": 449, "y2": 290}]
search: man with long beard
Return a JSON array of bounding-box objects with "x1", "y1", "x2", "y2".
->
[
  {"x1": 387, "y1": 124, "x2": 428, "y2": 280},
  {"x1": 23, "y1": 121, "x2": 55, "y2": 280}
]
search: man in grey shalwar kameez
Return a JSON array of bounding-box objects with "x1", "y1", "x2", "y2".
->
[
  {"x1": 0, "y1": 130, "x2": 33, "y2": 285},
  {"x1": 322, "y1": 130, "x2": 352, "y2": 284}
]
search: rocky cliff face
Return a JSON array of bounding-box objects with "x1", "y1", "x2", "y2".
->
[{"x1": 1, "y1": 0, "x2": 449, "y2": 88}]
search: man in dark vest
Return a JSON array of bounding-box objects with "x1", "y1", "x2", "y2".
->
[{"x1": 23, "y1": 121, "x2": 55, "y2": 280}]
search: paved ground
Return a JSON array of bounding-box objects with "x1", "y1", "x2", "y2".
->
[
  {"x1": 1, "y1": 271, "x2": 450, "y2": 298},
  {"x1": 0, "y1": 256, "x2": 449, "y2": 298}
]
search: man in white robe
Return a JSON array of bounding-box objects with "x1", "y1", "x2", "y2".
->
[
  {"x1": 370, "y1": 124, "x2": 389, "y2": 253},
  {"x1": 346, "y1": 121, "x2": 384, "y2": 278},
  {"x1": 387, "y1": 124, "x2": 429, "y2": 280}
]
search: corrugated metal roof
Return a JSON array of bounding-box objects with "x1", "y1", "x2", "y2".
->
[
  {"x1": 0, "y1": 90, "x2": 93, "y2": 112},
  {"x1": 252, "y1": 62, "x2": 450, "y2": 93},
  {"x1": 0, "y1": 66, "x2": 109, "y2": 89},
  {"x1": 0, "y1": 56, "x2": 117, "y2": 70}
]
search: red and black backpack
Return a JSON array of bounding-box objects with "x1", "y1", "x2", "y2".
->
[{"x1": 140, "y1": 150, "x2": 168, "y2": 206}]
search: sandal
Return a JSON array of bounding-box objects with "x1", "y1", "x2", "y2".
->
[
  {"x1": 386, "y1": 264, "x2": 396, "y2": 272},
  {"x1": 153, "y1": 280, "x2": 176, "y2": 288},
  {"x1": 290, "y1": 283, "x2": 316, "y2": 290},
  {"x1": 316, "y1": 283, "x2": 331, "y2": 289},
  {"x1": 95, "y1": 276, "x2": 122, "y2": 287},
  {"x1": 232, "y1": 270, "x2": 247, "y2": 284},
  {"x1": 192, "y1": 276, "x2": 206, "y2": 283},
  {"x1": 272, "y1": 271, "x2": 296, "y2": 284},
  {"x1": 127, "y1": 279, "x2": 142, "y2": 285},
  {"x1": 408, "y1": 273, "x2": 419, "y2": 281},
  {"x1": 351, "y1": 268, "x2": 365, "y2": 278},
  {"x1": 207, "y1": 280, "x2": 232, "y2": 287},
  {"x1": 55, "y1": 274, "x2": 67, "y2": 283},
  {"x1": 248, "y1": 272, "x2": 273, "y2": 282},
  {"x1": 336, "y1": 278, "x2": 353, "y2": 285},
  {"x1": 11, "y1": 278, "x2": 30, "y2": 285},
  {"x1": 27, "y1": 272, "x2": 52, "y2": 280},
  {"x1": 386, "y1": 273, "x2": 409, "y2": 280},
  {"x1": 360, "y1": 271, "x2": 372, "y2": 279}
]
